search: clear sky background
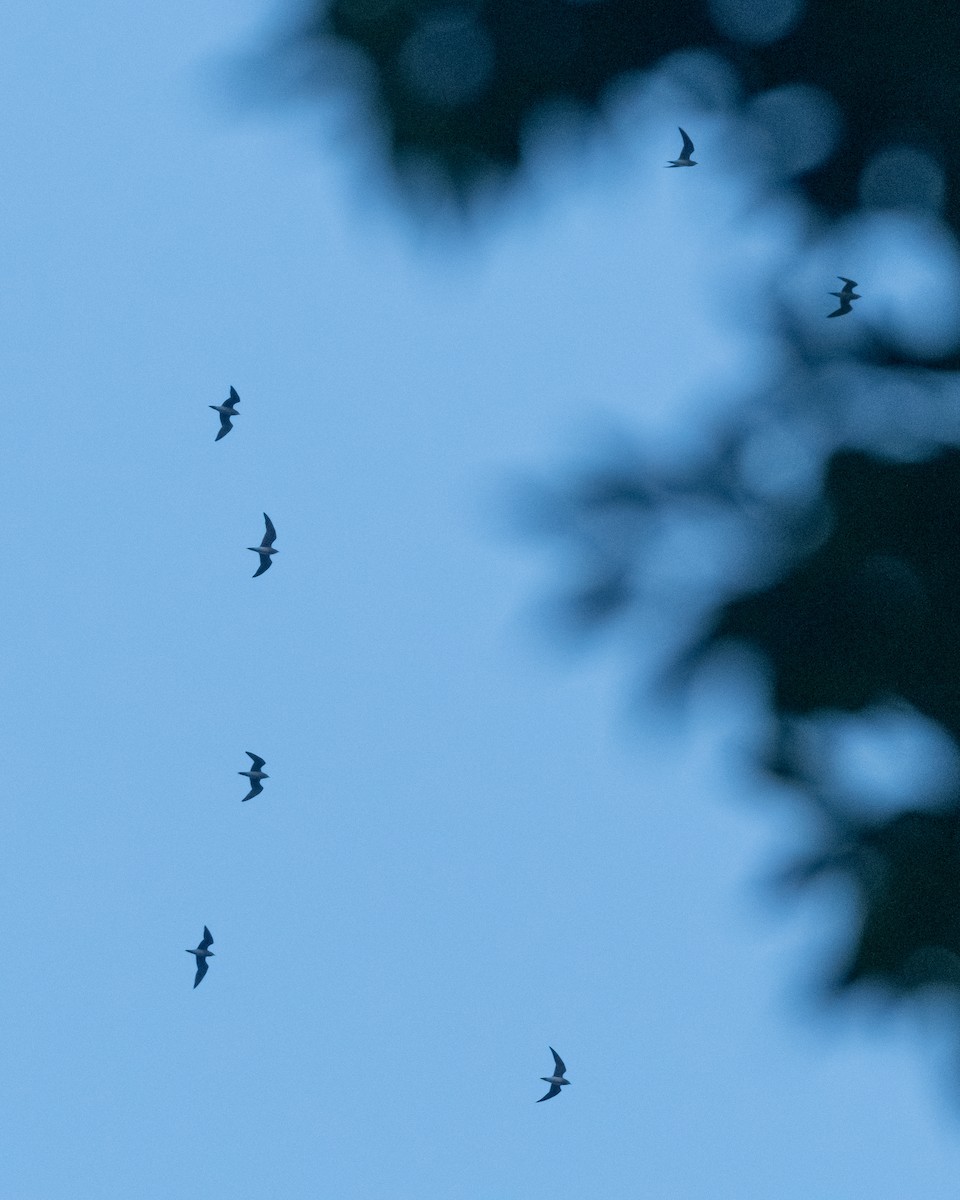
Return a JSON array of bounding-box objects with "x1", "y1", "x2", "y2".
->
[{"x1": 4, "y1": 2, "x2": 960, "y2": 1197}]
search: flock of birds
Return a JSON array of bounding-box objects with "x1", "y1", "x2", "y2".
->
[
  {"x1": 193, "y1": 386, "x2": 574, "y2": 1102},
  {"x1": 184, "y1": 130, "x2": 857, "y2": 1100},
  {"x1": 183, "y1": 394, "x2": 277, "y2": 987},
  {"x1": 667, "y1": 129, "x2": 862, "y2": 319}
]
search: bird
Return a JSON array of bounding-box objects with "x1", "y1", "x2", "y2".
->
[
  {"x1": 827, "y1": 277, "x2": 861, "y2": 318},
  {"x1": 537, "y1": 1047, "x2": 571, "y2": 1102},
  {"x1": 249, "y1": 513, "x2": 278, "y2": 577},
  {"x1": 239, "y1": 752, "x2": 268, "y2": 801},
  {"x1": 666, "y1": 127, "x2": 697, "y2": 167},
  {"x1": 187, "y1": 926, "x2": 214, "y2": 988},
  {"x1": 210, "y1": 386, "x2": 240, "y2": 441}
]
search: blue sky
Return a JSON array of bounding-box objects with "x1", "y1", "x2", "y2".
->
[{"x1": 4, "y1": 2, "x2": 960, "y2": 1196}]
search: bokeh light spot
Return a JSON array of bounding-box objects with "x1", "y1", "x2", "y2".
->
[
  {"x1": 708, "y1": 0, "x2": 805, "y2": 45},
  {"x1": 859, "y1": 145, "x2": 946, "y2": 215},
  {"x1": 397, "y1": 10, "x2": 495, "y2": 108},
  {"x1": 749, "y1": 83, "x2": 841, "y2": 177}
]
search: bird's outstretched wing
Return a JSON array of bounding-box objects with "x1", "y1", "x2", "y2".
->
[
  {"x1": 262, "y1": 513, "x2": 277, "y2": 548},
  {"x1": 193, "y1": 957, "x2": 209, "y2": 988},
  {"x1": 228, "y1": 386, "x2": 240, "y2": 405},
  {"x1": 837, "y1": 277, "x2": 857, "y2": 290},
  {"x1": 246, "y1": 753, "x2": 266, "y2": 770},
  {"x1": 537, "y1": 1083, "x2": 561, "y2": 1103},
  {"x1": 242, "y1": 781, "x2": 263, "y2": 801},
  {"x1": 678, "y1": 127, "x2": 694, "y2": 158},
  {"x1": 199, "y1": 927, "x2": 214, "y2": 951},
  {"x1": 215, "y1": 413, "x2": 233, "y2": 440},
  {"x1": 252, "y1": 554, "x2": 272, "y2": 578},
  {"x1": 550, "y1": 1047, "x2": 566, "y2": 1077},
  {"x1": 828, "y1": 299, "x2": 853, "y2": 318}
]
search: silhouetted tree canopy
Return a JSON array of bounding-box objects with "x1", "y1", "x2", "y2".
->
[
  {"x1": 791, "y1": 803, "x2": 960, "y2": 996},
  {"x1": 702, "y1": 450, "x2": 960, "y2": 724},
  {"x1": 531, "y1": 437, "x2": 960, "y2": 1012},
  {"x1": 293, "y1": 1, "x2": 960, "y2": 228},
  {"x1": 274, "y1": 0, "x2": 960, "y2": 1064}
]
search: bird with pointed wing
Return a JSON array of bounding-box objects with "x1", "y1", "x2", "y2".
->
[
  {"x1": 210, "y1": 386, "x2": 241, "y2": 441},
  {"x1": 666, "y1": 127, "x2": 697, "y2": 167},
  {"x1": 827, "y1": 276, "x2": 861, "y2": 317},
  {"x1": 239, "y1": 752, "x2": 269, "y2": 802},
  {"x1": 249, "y1": 513, "x2": 278, "y2": 577},
  {"x1": 537, "y1": 1047, "x2": 571, "y2": 1102},
  {"x1": 186, "y1": 926, "x2": 215, "y2": 988}
]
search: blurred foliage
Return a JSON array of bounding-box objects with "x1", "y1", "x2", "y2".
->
[
  {"x1": 701, "y1": 451, "x2": 960, "y2": 724},
  {"x1": 785, "y1": 796, "x2": 960, "y2": 995},
  {"x1": 713, "y1": 450, "x2": 960, "y2": 1000},
  {"x1": 277, "y1": 0, "x2": 960, "y2": 1047},
  {"x1": 535, "y1": 434, "x2": 960, "y2": 1010},
  {"x1": 293, "y1": 0, "x2": 960, "y2": 232}
]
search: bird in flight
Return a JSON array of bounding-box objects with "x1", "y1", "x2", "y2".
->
[
  {"x1": 239, "y1": 752, "x2": 268, "y2": 801},
  {"x1": 249, "y1": 513, "x2": 278, "y2": 577},
  {"x1": 667, "y1": 127, "x2": 697, "y2": 167},
  {"x1": 537, "y1": 1047, "x2": 571, "y2": 1102},
  {"x1": 210, "y1": 386, "x2": 241, "y2": 441},
  {"x1": 827, "y1": 277, "x2": 861, "y2": 318},
  {"x1": 187, "y1": 926, "x2": 214, "y2": 988}
]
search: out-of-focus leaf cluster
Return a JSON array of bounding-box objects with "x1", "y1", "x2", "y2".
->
[
  {"x1": 288, "y1": 0, "x2": 960, "y2": 230},
  {"x1": 534, "y1": 423, "x2": 960, "y2": 1007},
  {"x1": 270, "y1": 0, "x2": 960, "y2": 1053}
]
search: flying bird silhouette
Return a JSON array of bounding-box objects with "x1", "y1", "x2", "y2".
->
[
  {"x1": 827, "y1": 277, "x2": 861, "y2": 317},
  {"x1": 249, "y1": 513, "x2": 278, "y2": 577},
  {"x1": 239, "y1": 752, "x2": 268, "y2": 801},
  {"x1": 210, "y1": 386, "x2": 240, "y2": 441},
  {"x1": 666, "y1": 127, "x2": 697, "y2": 167},
  {"x1": 537, "y1": 1047, "x2": 570, "y2": 1102},
  {"x1": 187, "y1": 926, "x2": 214, "y2": 988}
]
